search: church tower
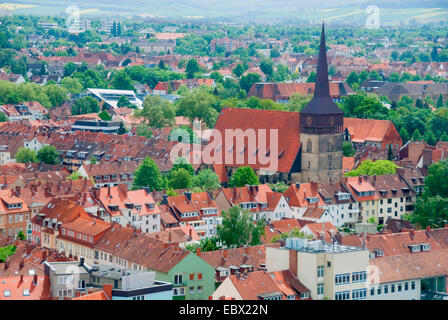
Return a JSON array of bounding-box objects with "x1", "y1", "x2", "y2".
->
[{"x1": 299, "y1": 23, "x2": 344, "y2": 183}]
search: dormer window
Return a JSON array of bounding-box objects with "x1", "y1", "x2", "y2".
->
[
  {"x1": 306, "y1": 197, "x2": 318, "y2": 204},
  {"x1": 420, "y1": 243, "x2": 430, "y2": 251},
  {"x1": 409, "y1": 244, "x2": 421, "y2": 253},
  {"x1": 374, "y1": 249, "x2": 384, "y2": 257}
]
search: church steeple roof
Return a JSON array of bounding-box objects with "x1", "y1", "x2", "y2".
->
[
  {"x1": 300, "y1": 23, "x2": 343, "y2": 116},
  {"x1": 314, "y1": 23, "x2": 330, "y2": 98}
]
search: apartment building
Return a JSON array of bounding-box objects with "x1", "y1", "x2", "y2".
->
[{"x1": 266, "y1": 238, "x2": 370, "y2": 300}]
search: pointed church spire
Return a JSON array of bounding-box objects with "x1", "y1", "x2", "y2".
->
[{"x1": 314, "y1": 22, "x2": 330, "y2": 98}]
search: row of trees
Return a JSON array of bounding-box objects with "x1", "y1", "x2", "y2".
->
[{"x1": 15, "y1": 145, "x2": 60, "y2": 164}]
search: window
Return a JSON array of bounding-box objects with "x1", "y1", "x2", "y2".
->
[
  {"x1": 352, "y1": 288, "x2": 367, "y2": 300},
  {"x1": 377, "y1": 286, "x2": 381, "y2": 295},
  {"x1": 335, "y1": 273, "x2": 350, "y2": 285},
  {"x1": 190, "y1": 273, "x2": 194, "y2": 281},
  {"x1": 57, "y1": 275, "x2": 74, "y2": 285},
  {"x1": 317, "y1": 265, "x2": 324, "y2": 278},
  {"x1": 370, "y1": 288, "x2": 374, "y2": 296},
  {"x1": 384, "y1": 285, "x2": 388, "y2": 294},
  {"x1": 300, "y1": 292, "x2": 310, "y2": 299},
  {"x1": 317, "y1": 283, "x2": 324, "y2": 295},
  {"x1": 197, "y1": 286, "x2": 203, "y2": 293},
  {"x1": 352, "y1": 271, "x2": 367, "y2": 283},
  {"x1": 23, "y1": 289, "x2": 30, "y2": 296},
  {"x1": 335, "y1": 291, "x2": 350, "y2": 300},
  {"x1": 398, "y1": 283, "x2": 402, "y2": 292},
  {"x1": 405, "y1": 282, "x2": 408, "y2": 291},
  {"x1": 411, "y1": 281, "x2": 415, "y2": 290},
  {"x1": 189, "y1": 286, "x2": 195, "y2": 294},
  {"x1": 198, "y1": 273, "x2": 203, "y2": 280},
  {"x1": 3, "y1": 290, "x2": 11, "y2": 297},
  {"x1": 174, "y1": 274, "x2": 183, "y2": 285},
  {"x1": 391, "y1": 284, "x2": 395, "y2": 293}
]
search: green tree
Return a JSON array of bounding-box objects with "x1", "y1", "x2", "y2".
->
[
  {"x1": 186, "y1": 59, "x2": 200, "y2": 79},
  {"x1": 229, "y1": 166, "x2": 260, "y2": 187},
  {"x1": 72, "y1": 96, "x2": 99, "y2": 115},
  {"x1": 15, "y1": 147, "x2": 37, "y2": 163},
  {"x1": 176, "y1": 90, "x2": 218, "y2": 127},
  {"x1": 0, "y1": 112, "x2": 7, "y2": 122},
  {"x1": 344, "y1": 160, "x2": 397, "y2": 177},
  {"x1": 169, "y1": 168, "x2": 193, "y2": 190},
  {"x1": 424, "y1": 129, "x2": 437, "y2": 146},
  {"x1": 260, "y1": 58, "x2": 274, "y2": 79},
  {"x1": 43, "y1": 84, "x2": 68, "y2": 108},
  {"x1": 217, "y1": 206, "x2": 260, "y2": 248},
  {"x1": 133, "y1": 157, "x2": 163, "y2": 191},
  {"x1": 441, "y1": 132, "x2": 448, "y2": 142},
  {"x1": 346, "y1": 71, "x2": 360, "y2": 89},
  {"x1": 306, "y1": 71, "x2": 316, "y2": 83},
  {"x1": 64, "y1": 62, "x2": 78, "y2": 77},
  {"x1": 117, "y1": 122, "x2": 127, "y2": 135},
  {"x1": 399, "y1": 127, "x2": 410, "y2": 143},
  {"x1": 388, "y1": 144, "x2": 394, "y2": 161},
  {"x1": 250, "y1": 219, "x2": 266, "y2": 246},
  {"x1": 239, "y1": 72, "x2": 261, "y2": 93},
  {"x1": 411, "y1": 129, "x2": 423, "y2": 141},
  {"x1": 437, "y1": 94, "x2": 444, "y2": 109},
  {"x1": 268, "y1": 182, "x2": 289, "y2": 193},
  {"x1": 193, "y1": 169, "x2": 221, "y2": 191},
  {"x1": 61, "y1": 77, "x2": 82, "y2": 94},
  {"x1": 136, "y1": 124, "x2": 153, "y2": 138},
  {"x1": 89, "y1": 157, "x2": 97, "y2": 164},
  {"x1": 343, "y1": 141, "x2": 356, "y2": 157},
  {"x1": 117, "y1": 95, "x2": 134, "y2": 108},
  {"x1": 232, "y1": 64, "x2": 245, "y2": 78},
  {"x1": 287, "y1": 93, "x2": 312, "y2": 112},
  {"x1": 37, "y1": 145, "x2": 59, "y2": 164},
  {"x1": 408, "y1": 160, "x2": 448, "y2": 228},
  {"x1": 16, "y1": 231, "x2": 25, "y2": 240},
  {"x1": 111, "y1": 70, "x2": 134, "y2": 90},
  {"x1": 66, "y1": 171, "x2": 81, "y2": 180},
  {"x1": 136, "y1": 95, "x2": 175, "y2": 128},
  {"x1": 170, "y1": 157, "x2": 195, "y2": 176}
]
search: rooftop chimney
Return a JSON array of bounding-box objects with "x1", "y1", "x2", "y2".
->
[
  {"x1": 223, "y1": 250, "x2": 228, "y2": 259},
  {"x1": 189, "y1": 228, "x2": 192, "y2": 239},
  {"x1": 196, "y1": 248, "x2": 201, "y2": 257},
  {"x1": 160, "y1": 194, "x2": 168, "y2": 205},
  {"x1": 168, "y1": 232, "x2": 172, "y2": 243}
]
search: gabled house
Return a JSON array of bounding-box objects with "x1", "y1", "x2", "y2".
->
[
  {"x1": 212, "y1": 270, "x2": 310, "y2": 300},
  {"x1": 96, "y1": 184, "x2": 161, "y2": 233},
  {"x1": 161, "y1": 192, "x2": 221, "y2": 239}
]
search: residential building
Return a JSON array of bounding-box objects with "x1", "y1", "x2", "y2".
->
[
  {"x1": 266, "y1": 238, "x2": 370, "y2": 300},
  {"x1": 96, "y1": 185, "x2": 161, "y2": 233},
  {"x1": 161, "y1": 192, "x2": 221, "y2": 238},
  {"x1": 212, "y1": 270, "x2": 311, "y2": 300}
]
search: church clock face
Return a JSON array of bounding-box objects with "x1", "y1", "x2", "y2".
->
[
  {"x1": 306, "y1": 116, "x2": 313, "y2": 125},
  {"x1": 329, "y1": 117, "x2": 335, "y2": 125}
]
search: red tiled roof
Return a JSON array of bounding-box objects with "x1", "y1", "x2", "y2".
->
[
  {"x1": 0, "y1": 275, "x2": 52, "y2": 300},
  {"x1": 212, "y1": 108, "x2": 301, "y2": 173}
]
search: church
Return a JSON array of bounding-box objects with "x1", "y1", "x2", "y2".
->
[{"x1": 207, "y1": 24, "x2": 395, "y2": 185}]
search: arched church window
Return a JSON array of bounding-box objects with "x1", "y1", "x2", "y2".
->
[{"x1": 307, "y1": 140, "x2": 312, "y2": 152}]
